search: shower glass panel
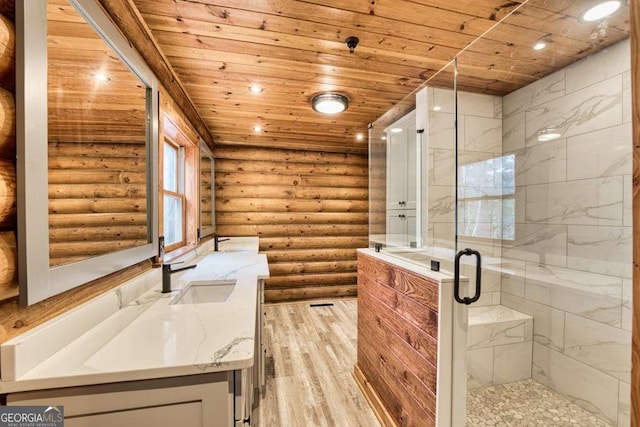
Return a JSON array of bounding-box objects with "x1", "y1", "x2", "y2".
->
[
  {"x1": 455, "y1": 1, "x2": 632, "y2": 426},
  {"x1": 367, "y1": 2, "x2": 631, "y2": 425}
]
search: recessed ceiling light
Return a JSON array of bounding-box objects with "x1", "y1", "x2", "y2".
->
[
  {"x1": 533, "y1": 41, "x2": 547, "y2": 50},
  {"x1": 253, "y1": 125, "x2": 262, "y2": 133},
  {"x1": 249, "y1": 85, "x2": 263, "y2": 94},
  {"x1": 537, "y1": 127, "x2": 562, "y2": 142},
  {"x1": 93, "y1": 73, "x2": 110, "y2": 82},
  {"x1": 433, "y1": 105, "x2": 442, "y2": 111},
  {"x1": 381, "y1": 135, "x2": 387, "y2": 141},
  {"x1": 356, "y1": 133, "x2": 364, "y2": 141},
  {"x1": 311, "y1": 93, "x2": 348, "y2": 114},
  {"x1": 581, "y1": 1, "x2": 621, "y2": 22},
  {"x1": 390, "y1": 128, "x2": 403, "y2": 133}
]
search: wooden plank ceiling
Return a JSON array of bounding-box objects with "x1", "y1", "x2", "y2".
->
[{"x1": 132, "y1": 0, "x2": 630, "y2": 153}]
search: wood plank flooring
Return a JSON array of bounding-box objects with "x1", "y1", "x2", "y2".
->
[{"x1": 253, "y1": 299, "x2": 380, "y2": 427}]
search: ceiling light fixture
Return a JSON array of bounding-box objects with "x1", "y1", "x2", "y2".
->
[
  {"x1": 433, "y1": 105, "x2": 442, "y2": 111},
  {"x1": 311, "y1": 92, "x2": 349, "y2": 114},
  {"x1": 537, "y1": 127, "x2": 562, "y2": 142},
  {"x1": 390, "y1": 128, "x2": 403, "y2": 133},
  {"x1": 249, "y1": 85, "x2": 263, "y2": 94},
  {"x1": 533, "y1": 41, "x2": 547, "y2": 50},
  {"x1": 93, "y1": 73, "x2": 110, "y2": 82},
  {"x1": 580, "y1": 0, "x2": 621, "y2": 22},
  {"x1": 381, "y1": 135, "x2": 387, "y2": 140},
  {"x1": 253, "y1": 125, "x2": 262, "y2": 133},
  {"x1": 356, "y1": 133, "x2": 364, "y2": 141}
]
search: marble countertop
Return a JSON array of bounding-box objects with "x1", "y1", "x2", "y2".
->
[
  {"x1": 357, "y1": 248, "x2": 456, "y2": 284},
  {"x1": 0, "y1": 238, "x2": 269, "y2": 394}
]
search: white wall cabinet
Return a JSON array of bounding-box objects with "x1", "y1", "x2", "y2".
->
[
  {"x1": 386, "y1": 110, "x2": 417, "y2": 211},
  {"x1": 386, "y1": 110, "x2": 418, "y2": 247}
]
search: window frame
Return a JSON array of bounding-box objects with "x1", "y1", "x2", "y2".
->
[
  {"x1": 160, "y1": 115, "x2": 198, "y2": 256},
  {"x1": 162, "y1": 139, "x2": 186, "y2": 252}
]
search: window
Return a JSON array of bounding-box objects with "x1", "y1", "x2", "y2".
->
[
  {"x1": 163, "y1": 140, "x2": 185, "y2": 250},
  {"x1": 160, "y1": 114, "x2": 199, "y2": 255},
  {"x1": 458, "y1": 154, "x2": 515, "y2": 240}
]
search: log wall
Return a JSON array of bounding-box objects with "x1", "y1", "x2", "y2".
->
[
  {"x1": 48, "y1": 140, "x2": 148, "y2": 266},
  {"x1": 214, "y1": 144, "x2": 368, "y2": 302},
  {"x1": 355, "y1": 252, "x2": 440, "y2": 427},
  {"x1": 0, "y1": 0, "x2": 16, "y2": 302}
]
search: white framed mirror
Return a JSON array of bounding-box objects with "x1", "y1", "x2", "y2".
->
[{"x1": 16, "y1": 0, "x2": 159, "y2": 306}]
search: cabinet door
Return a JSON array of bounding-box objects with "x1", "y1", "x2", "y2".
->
[
  {"x1": 7, "y1": 373, "x2": 233, "y2": 427},
  {"x1": 66, "y1": 402, "x2": 202, "y2": 427},
  {"x1": 386, "y1": 210, "x2": 407, "y2": 247},
  {"x1": 406, "y1": 210, "x2": 417, "y2": 247},
  {"x1": 386, "y1": 131, "x2": 407, "y2": 210}
]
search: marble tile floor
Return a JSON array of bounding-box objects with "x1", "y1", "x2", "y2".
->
[{"x1": 467, "y1": 379, "x2": 611, "y2": 426}]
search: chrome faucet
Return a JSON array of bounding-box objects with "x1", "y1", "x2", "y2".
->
[
  {"x1": 162, "y1": 261, "x2": 197, "y2": 293},
  {"x1": 214, "y1": 236, "x2": 231, "y2": 252}
]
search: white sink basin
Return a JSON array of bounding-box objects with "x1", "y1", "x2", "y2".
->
[{"x1": 172, "y1": 280, "x2": 237, "y2": 304}]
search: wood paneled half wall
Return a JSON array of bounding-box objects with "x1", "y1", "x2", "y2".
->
[
  {"x1": 355, "y1": 252, "x2": 440, "y2": 427},
  {"x1": 214, "y1": 144, "x2": 368, "y2": 302}
]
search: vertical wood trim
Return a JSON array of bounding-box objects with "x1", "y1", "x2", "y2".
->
[{"x1": 631, "y1": 0, "x2": 640, "y2": 424}]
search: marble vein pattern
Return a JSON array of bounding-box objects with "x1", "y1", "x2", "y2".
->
[
  {"x1": 0, "y1": 240, "x2": 269, "y2": 393},
  {"x1": 199, "y1": 336, "x2": 255, "y2": 370},
  {"x1": 514, "y1": 140, "x2": 567, "y2": 186},
  {"x1": 524, "y1": 263, "x2": 622, "y2": 326},
  {"x1": 503, "y1": 111, "x2": 526, "y2": 152},
  {"x1": 467, "y1": 347, "x2": 494, "y2": 390},
  {"x1": 565, "y1": 39, "x2": 630, "y2": 94},
  {"x1": 464, "y1": 116, "x2": 503, "y2": 154},
  {"x1": 622, "y1": 70, "x2": 631, "y2": 124},
  {"x1": 622, "y1": 279, "x2": 632, "y2": 332},
  {"x1": 525, "y1": 177, "x2": 623, "y2": 226},
  {"x1": 493, "y1": 341, "x2": 533, "y2": 385},
  {"x1": 524, "y1": 76, "x2": 622, "y2": 147},
  {"x1": 427, "y1": 111, "x2": 456, "y2": 150},
  {"x1": 618, "y1": 381, "x2": 630, "y2": 426},
  {"x1": 532, "y1": 343, "x2": 619, "y2": 425},
  {"x1": 503, "y1": 69, "x2": 565, "y2": 117},
  {"x1": 563, "y1": 313, "x2": 631, "y2": 382},
  {"x1": 502, "y1": 293, "x2": 566, "y2": 353},
  {"x1": 566, "y1": 124, "x2": 632, "y2": 180},
  {"x1": 498, "y1": 38, "x2": 631, "y2": 426},
  {"x1": 458, "y1": 91, "x2": 502, "y2": 119},
  {"x1": 567, "y1": 225, "x2": 632, "y2": 278},
  {"x1": 502, "y1": 224, "x2": 568, "y2": 267},
  {"x1": 624, "y1": 175, "x2": 632, "y2": 227}
]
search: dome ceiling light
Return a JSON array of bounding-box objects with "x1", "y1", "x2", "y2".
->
[{"x1": 311, "y1": 93, "x2": 349, "y2": 114}]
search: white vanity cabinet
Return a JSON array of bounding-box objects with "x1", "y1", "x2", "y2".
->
[
  {"x1": 386, "y1": 110, "x2": 418, "y2": 247},
  {"x1": 0, "y1": 241, "x2": 270, "y2": 427},
  {"x1": 6, "y1": 373, "x2": 234, "y2": 427}
]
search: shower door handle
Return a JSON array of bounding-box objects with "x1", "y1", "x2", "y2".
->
[{"x1": 453, "y1": 248, "x2": 482, "y2": 305}]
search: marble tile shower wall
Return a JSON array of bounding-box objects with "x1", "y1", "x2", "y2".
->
[
  {"x1": 500, "y1": 38, "x2": 631, "y2": 426},
  {"x1": 423, "y1": 87, "x2": 503, "y2": 306}
]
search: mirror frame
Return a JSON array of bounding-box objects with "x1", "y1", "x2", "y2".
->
[
  {"x1": 16, "y1": 0, "x2": 159, "y2": 306},
  {"x1": 199, "y1": 142, "x2": 215, "y2": 239}
]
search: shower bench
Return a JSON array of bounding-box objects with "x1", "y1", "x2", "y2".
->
[{"x1": 467, "y1": 305, "x2": 533, "y2": 390}]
